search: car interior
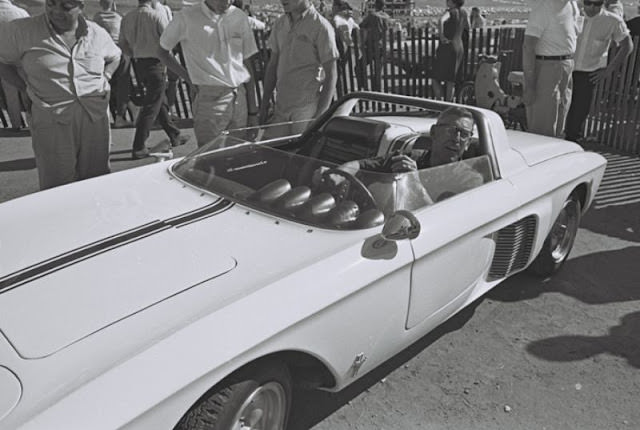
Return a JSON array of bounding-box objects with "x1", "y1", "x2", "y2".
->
[{"x1": 173, "y1": 102, "x2": 494, "y2": 230}]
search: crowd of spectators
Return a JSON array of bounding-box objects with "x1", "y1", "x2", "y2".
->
[
  {"x1": 1, "y1": 0, "x2": 640, "y2": 191},
  {"x1": 523, "y1": 0, "x2": 633, "y2": 142}
]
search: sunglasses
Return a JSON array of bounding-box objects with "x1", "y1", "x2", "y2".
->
[
  {"x1": 434, "y1": 123, "x2": 474, "y2": 140},
  {"x1": 583, "y1": 1, "x2": 604, "y2": 6},
  {"x1": 46, "y1": 0, "x2": 84, "y2": 11}
]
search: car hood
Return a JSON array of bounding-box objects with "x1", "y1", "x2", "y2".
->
[
  {"x1": 0, "y1": 163, "x2": 362, "y2": 359},
  {"x1": 507, "y1": 130, "x2": 583, "y2": 165},
  {"x1": 0, "y1": 163, "x2": 241, "y2": 359}
]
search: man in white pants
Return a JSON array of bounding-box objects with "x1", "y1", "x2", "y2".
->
[{"x1": 158, "y1": 0, "x2": 259, "y2": 147}]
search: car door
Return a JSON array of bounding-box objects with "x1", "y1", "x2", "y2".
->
[{"x1": 405, "y1": 172, "x2": 521, "y2": 329}]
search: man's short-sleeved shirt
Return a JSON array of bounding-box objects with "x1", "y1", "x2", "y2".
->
[
  {"x1": 0, "y1": 14, "x2": 120, "y2": 119},
  {"x1": 525, "y1": 0, "x2": 580, "y2": 56},
  {"x1": 120, "y1": 3, "x2": 168, "y2": 59},
  {"x1": 333, "y1": 13, "x2": 358, "y2": 48},
  {"x1": 93, "y1": 10, "x2": 122, "y2": 43},
  {"x1": 0, "y1": 0, "x2": 28, "y2": 23},
  {"x1": 160, "y1": 3, "x2": 257, "y2": 87},
  {"x1": 268, "y1": 6, "x2": 339, "y2": 109},
  {"x1": 575, "y1": 9, "x2": 629, "y2": 71}
]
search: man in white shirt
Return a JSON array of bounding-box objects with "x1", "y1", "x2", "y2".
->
[
  {"x1": 333, "y1": 0, "x2": 358, "y2": 50},
  {"x1": 258, "y1": 0, "x2": 339, "y2": 135},
  {"x1": 0, "y1": 0, "x2": 29, "y2": 130},
  {"x1": 158, "y1": 0, "x2": 258, "y2": 147},
  {"x1": 565, "y1": 0, "x2": 632, "y2": 143},
  {"x1": 523, "y1": 0, "x2": 580, "y2": 138}
]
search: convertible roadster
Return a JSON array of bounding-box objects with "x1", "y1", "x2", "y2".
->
[{"x1": 0, "y1": 92, "x2": 606, "y2": 430}]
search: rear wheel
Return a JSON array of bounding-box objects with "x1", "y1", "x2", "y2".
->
[
  {"x1": 528, "y1": 193, "x2": 581, "y2": 276},
  {"x1": 175, "y1": 361, "x2": 291, "y2": 430}
]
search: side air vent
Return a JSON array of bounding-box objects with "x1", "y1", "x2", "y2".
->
[{"x1": 487, "y1": 215, "x2": 537, "y2": 281}]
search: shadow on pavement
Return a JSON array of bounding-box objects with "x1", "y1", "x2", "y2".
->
[
  {"x1": 582, "y1": 202, "x2": 640, "y2": 243},
  {"x1": 0, "y1": 157, "x2": 36, "y2": 172},
  {"x1": 287, "y1": 298, "x2": 483, "y2": 430},
  {"x1": 526, "y1": 311, "x2": 640, "y2": 369},
  {"x1": 0, "y1": 129, "x2": 30, "y2": 138},
  {"x1": 487, "y1": 246, "x2": 640, "y2": 305}
]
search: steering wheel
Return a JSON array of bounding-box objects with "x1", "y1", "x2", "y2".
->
[{"x1": 320, "y1": 168, "x2": 377, "y2": 211}]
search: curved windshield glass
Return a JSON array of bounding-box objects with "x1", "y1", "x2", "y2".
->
[{"x1": 170, "y1": 137, "x2": 493, "y2": 231}]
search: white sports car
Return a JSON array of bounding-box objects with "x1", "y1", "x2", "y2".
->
[{"x1": 0, "y1": 92, "x2": 606, "y2": 430}]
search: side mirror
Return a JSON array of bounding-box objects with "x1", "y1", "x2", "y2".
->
[{"x1": 381, "y1": 210, "x2": 421, "y2": 241}]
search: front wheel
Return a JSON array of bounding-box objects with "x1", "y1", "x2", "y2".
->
[
  {"x1": 175, "y1": 360, "x2": 291, "y2": 430},
  {"x1": 528, "y1": 193, "x2": 581, "y2": 277}
]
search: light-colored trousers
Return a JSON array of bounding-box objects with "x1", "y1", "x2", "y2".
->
[
  {"x1": 193, "y1": 85, "x2": 247, "y2": 147},
  {"x1": 270, "y1": 101, "x2": 318, "y2": 136},
  {"x1": 31, "y1": 101, "x2": 111, "y2": 190},
  {"x1": 526, "y1": 58, "x2": 574, "y2": 138}
]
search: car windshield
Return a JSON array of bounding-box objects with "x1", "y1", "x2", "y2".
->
[{"x1": 170, "y1": 136, "x2": 493, "y2": 230}]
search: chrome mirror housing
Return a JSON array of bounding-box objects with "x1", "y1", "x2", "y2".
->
[{"x1": 381, "y1": 210, "x2": 421, "y2": 241}]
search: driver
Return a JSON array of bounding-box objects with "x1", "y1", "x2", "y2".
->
[
  {"x1": 343, "y1": 106, "x2": 476, "y2": 173},
  {"x1": 314, "y1": 106, "x2": 485, "y2": 205}
]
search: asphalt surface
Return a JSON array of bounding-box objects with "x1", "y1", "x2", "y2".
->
[
  {"x1": 1, "y1": 126, "x2": 639, "y2": 429},
  {"x1": 0, "y1": 120, "x2": 197, "y2": 202}
]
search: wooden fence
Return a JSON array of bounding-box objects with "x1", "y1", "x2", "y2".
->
[
  {"x1": 1, "y1": 27, "x2": 638, "y2": 155},
  {"x1": 585, "y1": 35, "x2": 640, "y2": 154}
]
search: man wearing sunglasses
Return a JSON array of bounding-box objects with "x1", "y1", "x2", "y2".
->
[
  {"x1": 346, "y1": 106, "x2": 477, "y2": 173},
  {"x1": 565, "y1": 0, "x2": 632, "y2": 144},
  {"x1": 0, "y1": 0, "x2": 121, "y2": 190},
  {"x1": 314, "y1": 107, "x2": 484, "y2": 204}
]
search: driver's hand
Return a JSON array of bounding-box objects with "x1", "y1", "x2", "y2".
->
[
  {"x1": 389, "y1": 154, "x2": 418, "y2": 172},
  {"x1": 312, "y1": 167, "x2": 328, "y2": 187}
]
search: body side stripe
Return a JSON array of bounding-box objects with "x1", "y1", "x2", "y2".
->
[{"x1": 0, "y1": 199, "x2": 234, "y2": 295}]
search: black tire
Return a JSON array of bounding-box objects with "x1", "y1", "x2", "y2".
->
[
  {"x1": 457, "y1": 82, "x2": 476, "y2": 106},
  {"x1": 528, "y1": 193, "x2": 581, "y2": 277},
  {"x1": 175, "y1": 361, "x2": 292, "y2": 430}
]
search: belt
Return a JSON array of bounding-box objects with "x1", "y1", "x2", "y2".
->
[{"x1": 535, "y1": 54, "x2": 573, "y2": 61}]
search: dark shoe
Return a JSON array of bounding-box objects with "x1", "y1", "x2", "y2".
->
[
  {"x1": 132, "y1": 148, "x2": 150, "y2": 159},
  {"x1": 170, "y1": 134, "x2": 191, "y2": 147}
]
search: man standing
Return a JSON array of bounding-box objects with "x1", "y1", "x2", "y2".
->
[
  {"x1": 258, "y1": 0, "x2": 339, "y2": 135},
  {"x1": 0, "y1": 0, "x2": 29, "y2": 131},
  {"x1": 93, "y1": 0, "x2": 135, "y2": 128},
  {"x1": 565, "y1": 0, "x2": 632, "y2": 143},
  {"x1": 333, "y1": 0, "x2": 358, "y2": 52},
  {"x1": 358, "y1": 0, "x2": 391, "y2": 91},
  {"x1": 158, "y1": 0, "x2": 259, "y2": 147},
  {"x1": 0, "y1": 0, "x2": 120, "y2": 190},
  {"x1": 523, "y1": 0, "x2": 581, "y2": 138},
  {"x1": 120, "y1": 0, "x2": 188, "y2": 159}
]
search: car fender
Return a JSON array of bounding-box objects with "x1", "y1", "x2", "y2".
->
[
  {"x1": 507, "y1": 151, "x2": 606, "y2": 264},
  {"x1": 14, "y1": 235, "x2": 416, "y2": 430}
]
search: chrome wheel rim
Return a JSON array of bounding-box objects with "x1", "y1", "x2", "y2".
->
[
  {"x1": 232, "y1": 382, "x2": 287, "y2": 430},
  {"x1": 549, "y1": 200, "x2": 580, "y2": 263}
]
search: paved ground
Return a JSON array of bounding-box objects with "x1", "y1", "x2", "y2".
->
[
  {"x1": 1, "y1": 127, "x2": 639, "y2": 430},
  {"x1": 0, "y1": 120, "x2": 196, "y2": 202}
]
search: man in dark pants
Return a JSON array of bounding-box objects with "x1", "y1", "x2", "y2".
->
[
  {"x1": 358, "y1": 0, "x2": 390, "y2": 91},
  {"x1": 565, "y1": 0, "x2": 632, "y2": 144},
  {"x1": 120, "y1": 0, "x2": 189, "y2": 159}
]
